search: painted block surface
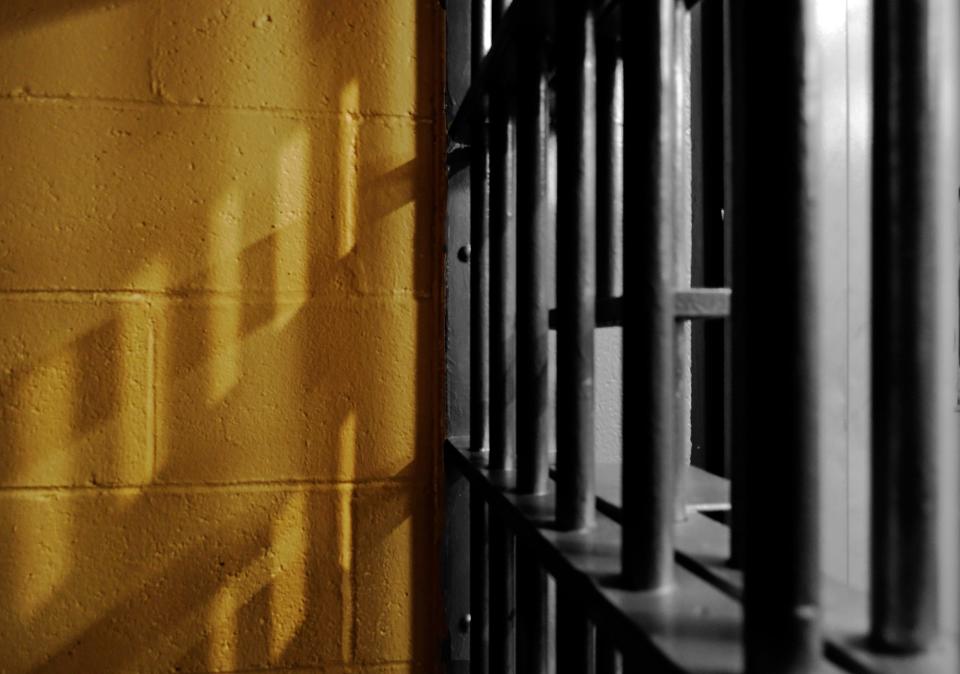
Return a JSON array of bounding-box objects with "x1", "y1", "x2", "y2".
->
[
  {"x1": 0, "y1": 487, "x2": 344, "y2": 673},
  {"x1": 0, "y1": 1, "x2": 156, "y2": 101},
  {"x1": 0, "y1": 298, "x2": 152, "y2": 487},
  {"x1": 153, "y1": 297, "x2": 434, "y2": 485},
  {"x1": 0, "y1": 102, "x2": 435, "y2": 297},
  {"x1": 154, "y1": 0, "x2": 437, "y2": 116}
]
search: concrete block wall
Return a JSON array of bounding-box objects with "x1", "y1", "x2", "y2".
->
[{"x1": 0, "y1": 1, "x2": 443, "y2": 672}]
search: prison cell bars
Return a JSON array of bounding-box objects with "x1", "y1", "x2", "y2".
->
[{"x1": 447, "y1": 0, "x2": 960, "y2": 671}]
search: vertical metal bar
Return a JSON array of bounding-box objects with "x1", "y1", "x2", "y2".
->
[
  {"x1": 690, "y1": 0, "x2": 727, "y2": 478},
  {"x1": 595, "y1": 632, "x2": 621, "y2": 674},
  {"x1": 871, "y1": 0, "x2": 959, "y2": 653},
  {"x1": 555, "y1": 0, "x2": 597, "y2": 532},
  {"x1": 734, "y1": 2, "x2": 822, "y2": 671},
  {"x1": 596, "y1": 26, "x2": 624, "y2": 300},
  {"x1": 470, "y1": 0, "x2": 492, "y2": 455},
  {"x1": 557, "y1": 585, "x2": 594, "y2": 674},
  {"x1": 488, "y1": 0, "x2": 516, "y2": 668},
  {"x1": 489, "y1": 101, "x2": 518, "y2": 472},
  {"x1": 517, "y1": 546, "x2": 549, "y2": 674},
  {"x1": 516, "y1": 0, "x2": 552, "y2": 495},
  {"x1": 470, "y1": 486, "x2": 489, "y2": 674},
  {"x1": 672, "y1": 4, "x2": 694, "y2": 525},
  {"x1": 489, "y1": 513, "x2": 516, "y2": 673},
  {"x1": 722, "y1": 0, "x2": 745, "y2": 572},
  {"x1": 620, "y1": 0, "x2": 676, "y2": 591}
]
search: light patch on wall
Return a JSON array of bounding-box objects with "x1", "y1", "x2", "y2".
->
[
  {"x1": 274, "y1": 126, "x2": 312, "y2": 328},
  {"x1": 207, "y1": 582, "x2": 239, "y2": 671},
  {"x1": 269, "y1": 490, "x2": 308, "y2": 661},
  {"x1": 14, "y1": 351, "x2": 75, "y2": 485},
  {"x1": 337, "y1": 79, "x2": 360, "y2": 260},
  {"x1": 338, "y1": 411, "x2": 357, "y2": 661},
  {"x1": 10, "y1": 496, "x2": 71, "y2": 623},
  {"x1": 207, "y1": 544, "x2": 278, "y2": 669},
  {"x1": 207, "y1": 187, "x2": 244, "y2": 402}
]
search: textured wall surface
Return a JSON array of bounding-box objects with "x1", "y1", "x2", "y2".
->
[{"x1": 0, "y1": 1, "x2": 443, "y2": 672}]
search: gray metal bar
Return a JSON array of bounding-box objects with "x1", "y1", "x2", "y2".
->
[
  {"x1": 675, "y1": 289, "x2": 730, "y2": 320},
  {"x1": 489, "y1": 511, "x2": 517, "y2": 672},
  {"x1": 596, "y1": 25, "x2": 624, "y2": 300},
  {"x1": 555, "y1": 0, "x2": 597, "y2": 531},
  {"x1": 516, "y1": 0, "x2": 552, "y2": 495},
  {"x1": 447, "y1": 439, "x2": 747, "y2": 672},
  {"x1": 470, "y1": 0, "x2": 492, "y2": 455},
  {"x1": 870, "y1": 0, "x2": 959, "y2": 653},
  {"x1": 733, "y1": 1, "x2": 823, "y2": 671},
  {"x1": 489, "y1": 103, "x2": 518, "y2": 472},
  {"x1": 517, "y1": 545, "x2": 549, "y2": 674},
  {"x1": 620, "y1": 0, "x2": 676, "y2": 591}
]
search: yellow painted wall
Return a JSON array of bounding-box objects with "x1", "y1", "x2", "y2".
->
[{"x1": 0, "y1": 1, "x2": 443, "y2": 672}]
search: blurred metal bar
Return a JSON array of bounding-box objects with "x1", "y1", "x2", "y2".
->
[
  {"x1": 733, "y1": 1, "x2": 822, "y2": 671},
  {"x1": 489, "y1": 511, "x2": 517, "y2": 672},
  {"x1": 517, "y1": 546, "x2": 549, "y2": 674},
  {"x1": 492, "y1": 0, "x2": 510, "y2": 30},
  {"x1": 470, "y1": 0, "x2": 492, "y2": 455},
  {"x1": 620, "y1": 0, "x2": 675, "y2": 590},
  {"x1": 871, "y1": 0, "x2": 959, "y2": 653},
  {"x1": 516, "y1": 0, "x2": 551, "y2": 494},
  {"x1": 596, "y1": 23, "x2": 624, "y2": 300},
  {"x1": 557, "y1": 585, "x2": 595, "y2": 674},
  {"x1": 489, "y1": 102, "x2": 518, "y2": 472},
  {"x1": 595, "y1": 632, "x2": 620, "y2": 674},
  {"x1": 470, "y1": 483, "x2": 489, "y2": 674},
  {"x1": 555, "y1": 0, "x2": 597, "y2": 531}
]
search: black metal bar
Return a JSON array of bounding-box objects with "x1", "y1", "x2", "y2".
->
[
  {"x1": 517, "y1": 545, "x2": 549, "y2": 674},
  {"x1": 871, "y1": 0, "x2": 958, "y2": 653},
  {"x1": 620, "y1": 0, "x2": 675, "y2": 591},
  {"x1": 489, "y1": 101, "x2": 518, "y2": 471},
  {"x1": 596, "y1": 24, "x2": 624, "y2": 300},
  {"x1": 489, "y1": 511, "x2": 517, "y2": 672},
  {"x1": 555, "y1": 0, "x2": 597, "y2": 531},
  {"x1": 470, "y1": 480, "x2": 490, "y2": 674},
  {"x1": 470, "y1": 0, "x2": 492, "y2": 455},
  {"x1": 688, "y1": 0, "x2": 728, "y2": 479},
  {"x1": 557, "y1": 585, "x2": 595, "y2": 674},
  {"x1": 734, "y1": 1, "x2": 822, "y2": 671},
  {"x1": 595, "y1": 632, "x2": 621, "y2": 674},
  {"x1": 516, "y1": 0, "x2": 552, "y2": 495},
  {"x1": 723, "y1": 0, "x2": 746, "y2": 575}
]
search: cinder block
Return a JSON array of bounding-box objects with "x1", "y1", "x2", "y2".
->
[
  {"x1": 0, "y1": 298, "x2": 152, "y2": 487},
  {"x1": 0, "y1": 0, "x2": 155, "y2": 101},
  {"x1": 0, "y1": 486, "x2": 344, "y2": 673},
  {"x1": 154, "y1": 297, "x2": 437, "y2": 485},
  {"x1": 353, "y1": 483, "x2": 437, "y2": 665},
  {"x1": 154, "y1": 0, "x2": 438, "y2": 116},
  {"x1": 354, "y1": 118, "x2": 438, "y2": 297},
  {"x1": 0, "y1": 101, "x2": 435, "y2": 297}
]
